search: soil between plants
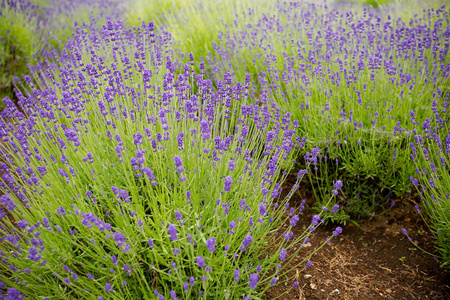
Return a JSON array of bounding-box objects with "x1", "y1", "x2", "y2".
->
[{"x1": 264, "y1": 176, "x2": 450, "y2": 300}]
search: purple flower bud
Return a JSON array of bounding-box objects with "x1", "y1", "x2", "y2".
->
[
  {"x1": 196, "y1": 256, "x2": 205, "y2": 268},
  {"x1": 230, "y1": 221, "x2": 237, "y2": 229},
  {"x1": 290, "y1": 215, "x2": 299, "y2": 226},
  {"x1": 206, "y1": 238, "x2": 216, "y2": 253},
  {"x1": 174, "y1": 155, "x2": 182, "y2": 168},
  {"x1": 332, "y1": 226, "x2": 343, "y2": 237},
  {"x1": 279, "y1": 248, "x2": 286, "y2": 260},
  {"x1": 259, "y1": 203, "x2": 267, "y2": 216},
  {"x1": 234, "y1": 269, "x2": 240, "y2": 282},
  {"x1": 17, "y1": 220, "x2": 28, "y2": 230},
  {"x1": 242, "y1": 235, "x2": 253, "y2": 247},
  {"x1": 249, "y1": 273, "x2": 259, "y2": 289},
  {"x1": 224, "y1": 176, "x2": 232, "y2": 192},
  {"x1": 168, "y1": 225, "x2": 177, "y2": 241}
]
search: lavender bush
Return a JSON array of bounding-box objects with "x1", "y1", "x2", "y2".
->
[
  {"x1": 407, "y1": 99, "x2": 449, "y2": 269},
  {"x1": 204, "y1": 0, "x2": 450, "y2": 220},
  {"x1": 0, "y1": 20, "x2": 343, "y2": 299}
]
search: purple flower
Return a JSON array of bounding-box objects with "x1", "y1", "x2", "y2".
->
[
  {"x1": 242, "y1": 235, "x2": 253, "y2": 247},
  {"x1": 311, "y1": 215, "x2": 321, "y2": 226},
  {"x1": 196, "y1": 256, "x2": 205, "y2": 268},
  {"x1": 6, "y1": 288, "x2": 24, "y2": 300},
  {"x1": 170, "y1": 290, "x2": 177, "y2": 300},
  {"x1": 234, "y1": 269, "x2": 240, "y2": 282},
  {"x1": 229, "y1": 221, "x2": 237, "y2": 229},
  {"x1": 112, "y1": 232, "x2": 125, "y2": 247},
  {"x1": 332, "y1": 227, "x2": 343, "y2": 237},
  {"x1": 174, "y1": 155, "x2": 182, "y2": 168},
  {"x1": 206, "y1": 237, "x2": 216, "y2": 253},
  {"x1": 148, "y1": 238, "x2": 155, "y2": 249},
  {"x1": 105, "y1": 283, "x2": 113, "y2": 293},
  {"x1": 306, "y1": 261, "x2": 312, "y2": 268},
  {"x1": 290, "y1": 215, "x2": 299, "y2": 226},
  {"x1": 224, "y1": 176, "x2": 232, "y2": 192},
  {"x1": 183, "y1": 282, "x2": 189, "y2": 291},
  {"x1": 401, "y1": 228, "x2": 408, "y2": 236},
  {"x1": 175, "y1": 211, "x2": 183, "y2": 221},
  {"x1": 279, "y1": 248, "x2": 286, "y2": 260},
  {"x1": 17, "y1": 220, "x2": 27, "y2": 230},
  {"x1": 172, "y1": 248, "x2": 180, "y2": 255},
  {"x1": 259, "y1": 203, "x2": 267, "y2": 216},
  {"x1": 249, "y1": 273, "x2": 259, "y2": 289},
  {"x1": 334, "y1": 180, "x2": 343, "y2": 190},
  {"x1": 270, "y1": 277, "x2": 277, "y2": 285},
  {"x1": 189, "y1": 276, "x2": 195, "y2": 286},
  {"x1": 168, "y1": 224, "x2": 177, "y2": 241}
]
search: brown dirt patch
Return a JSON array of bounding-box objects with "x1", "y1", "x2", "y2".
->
[{"x1": 264, "y1": 176, "x2": 450, "y2": 300}]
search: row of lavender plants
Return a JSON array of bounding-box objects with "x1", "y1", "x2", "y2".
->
[
  {"x1": 123, "y1": 0, "x2": 450, "y2": 267},
  {"x1": 0, "y1": 0, "x2": 449, "y2": 298},
  {"x1": 0, "y1": 19, "x2": 343, "y2": 299}
]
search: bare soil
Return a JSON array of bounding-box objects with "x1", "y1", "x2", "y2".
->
[{"x1": 264, "y1": 176, "x2": 450, "y2": 300}]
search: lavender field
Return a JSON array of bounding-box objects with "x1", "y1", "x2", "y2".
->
[{"x1": 0, "y1": 0, "x2": 449, "y2": 299}]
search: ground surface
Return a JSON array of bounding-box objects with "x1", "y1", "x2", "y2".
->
[{"x1": 264, "y1": 176, "x2": 450, "y2": 300}]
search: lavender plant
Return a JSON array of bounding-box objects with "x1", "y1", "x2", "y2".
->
[
  {"x1": 205, "y1": 0, "x2": 450, "y2": 220},
  {"x1": 0, "y1": 20, "x2": 342, "y2": 299},
  {"x1": 407, "y1": 99, "x2": 450, "y2": 269}
]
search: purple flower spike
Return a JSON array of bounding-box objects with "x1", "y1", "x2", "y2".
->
[
  {"x1": 242, "y1": 235, "x2": 253, "y2": 247},
  {"x1": 249, "y1": 273, "x2": 259, "y2": 289},
  {"x1": 168, "y1": 224, "x2": 177, "y2": 241},
  {"x1": 105, "y1": 283, "x2": 113, "y2": 293},
  {"x1": 6, "y1": 288, "x2": 24, "y2": 300},
  {"x1": 224, "y1": 176, "x2": 232, "y2": 192},
  {"x1": 206, "y1": 237, "x2": 216, "y2": 253},
  {"x1": 259, "y1": 203, "x2": 267, "y2": 216},
  {"x1": 334, "y1": 180, "x2": 343, "y2": 190},
  {"x1": 196, "y1": 256, "x2": 205, "y2": 268},
  {"x1": 148, "y1": 238, "x2": 155, "y2": 249},
  {"x1": 234, "y1": 269, "x2": 240, "y2": 282},
  {"x1": 17, "y1": 220, "x2": 28, "y2": 230},
  {"x1": 174, "y1": 155, "x2": 182, "y2": 168},
  {"x1": 332, "y1": 227, "x2": 343, "y2": 237},
  {"x1": 279, "y1": 248, "x2": 286, "y2": 260}
]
